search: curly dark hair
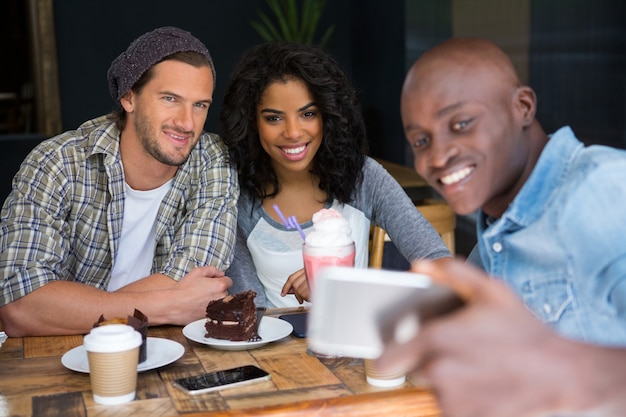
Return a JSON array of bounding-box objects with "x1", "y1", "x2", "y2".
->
[{"x1": 220, "y1": 41, "x2": 368, "y2": 204}]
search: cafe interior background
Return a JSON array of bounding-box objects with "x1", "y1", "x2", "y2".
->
[{"x1": 1, "y1": 0, "x2": 624, "y2": 260}]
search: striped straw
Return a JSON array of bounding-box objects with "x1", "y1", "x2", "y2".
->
[{"x1": 273, "y1": 204, "x2": 306, "y2": 241}]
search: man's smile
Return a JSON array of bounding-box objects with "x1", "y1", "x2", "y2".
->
[{"x1": 439, "y1": 165, "x2": 475, "y2": 185}]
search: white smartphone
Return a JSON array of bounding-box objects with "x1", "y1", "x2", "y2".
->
[
  {"x1": 172, "y1": 365, "x2": 270, "y2": 395},
  {"x1": 307, "y1": 266, "x2": 464, "y2": 359}
]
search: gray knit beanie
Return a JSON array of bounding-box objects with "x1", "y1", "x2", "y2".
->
[{"x1": 107, "y1": 26, "x2": 215, "y2": 102}]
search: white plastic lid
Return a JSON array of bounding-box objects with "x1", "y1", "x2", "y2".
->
[
  {"x1": 366, "y1": 374, "x2": 406, "y2": 387},
  {"x1": 83, "y1": 324, "x2": 142, "y2": 353}
]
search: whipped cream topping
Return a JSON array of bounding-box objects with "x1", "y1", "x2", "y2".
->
[{"x1": 306, "y1": 208, "x2": 353, "y2": 247}]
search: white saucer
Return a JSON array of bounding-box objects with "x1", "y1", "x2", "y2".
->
[
  {"x1": 182, "y1": 316, "x2": 293, "y2": 351},
  {"x1": 61, "y1": 337, "x2": 184, "y2": 373}
]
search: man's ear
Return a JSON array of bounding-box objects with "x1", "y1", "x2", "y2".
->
[
  {"x1": 120, "y1": 91, "x2": 135, "y2": 113},
  {"x1": 514, "y1": 86, "x2": 537, "y2": 127}
]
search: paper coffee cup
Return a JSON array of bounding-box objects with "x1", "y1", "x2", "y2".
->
[
  {"x1": 364, "y1": 358, "x2": 406, "y2": 387},
  {"x1": 83, "y1": 324, "x2": 142, "y2": 405}
]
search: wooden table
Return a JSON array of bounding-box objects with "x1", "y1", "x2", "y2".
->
[{"x1": 0, "y1": 310, "x2": 441, "y2": 417}]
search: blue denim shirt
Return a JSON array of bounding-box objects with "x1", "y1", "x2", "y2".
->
[{"x1": 477, "y1": 126, "x2": 626, "y2": 346}]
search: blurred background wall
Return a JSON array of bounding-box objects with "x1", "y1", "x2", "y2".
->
[{"x1": 2, "y1": 0, "x2": 624, "y2": 160}]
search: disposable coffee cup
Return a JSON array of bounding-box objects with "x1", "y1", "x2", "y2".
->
[
  {"x1": 83, "y1": 324, "x2": 142, "y2": 405},
  {"x1": 364, "y1": 358, "x2": 406, "y2": 387}
]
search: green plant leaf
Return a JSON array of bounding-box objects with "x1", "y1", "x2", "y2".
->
[
  {"x1": 319, "y1": 25, "x2": 334, "y2": 49},
  {"x1": 255, "y1": 11, "x2": 283, "y2": 41},
  {"x1": 267, "y1": 0, "x2": 293, "y2": 40},
  {"x1": 283, "y1": 0, "x2": 299, "y2": 40},
  {"x1": 250, "y1": 21, "x2": 275, "y2": 43},
  {"x1": 250, "y1": 0, "x2": 334, "y2": 47},
  {"x1": 300, "y1": 0, "x2": 317, "y2": 43}
]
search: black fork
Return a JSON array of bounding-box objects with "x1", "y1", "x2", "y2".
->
[{"x1": 248, "y1": 307, "x2": 266, "y2": 342}]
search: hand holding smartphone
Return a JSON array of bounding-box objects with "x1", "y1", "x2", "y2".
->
[
  {"x1": 307, "y1": 266, "x2": 464, "y2": 359},
  {"x1": 173, "y1": 365, "x2": 270, "y2": 395}
]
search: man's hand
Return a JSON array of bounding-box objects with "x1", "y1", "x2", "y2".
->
[
  {"x1": 168, "y1": 266, "x2": 232, "y2": 324},
  {"x1": 377, "y1": 258, "x2": 626, "y2": 417}
]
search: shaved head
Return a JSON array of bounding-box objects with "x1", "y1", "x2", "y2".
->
[
  {"x1": 403, "y1": 38, "x2": 521, "y2": 110},
  {"x1": 400, "y1": 38, "x2": 547, "y2": 218}
]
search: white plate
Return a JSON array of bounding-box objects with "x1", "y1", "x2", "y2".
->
[
  {"x1": 182, "y1": 316, "x2": 293, "y2": 350},
  {"x1": 61, "y1": 337, "x2": 184, "y2": 373}
]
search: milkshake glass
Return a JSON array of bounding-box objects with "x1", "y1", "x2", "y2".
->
[
  {"x1": 303, "y1": 208, "x2": 355, "y2": 359},
  {"x1": 303, "y1": 241, "x2": 355, "y2": 291},
  {"x1": 303, "y1": 208, "x2": 355, "y2": 293}
]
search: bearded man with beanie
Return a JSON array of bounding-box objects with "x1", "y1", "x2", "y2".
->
[{"x1": 0, "y1": 27, "x2": 241, "y2": 336}]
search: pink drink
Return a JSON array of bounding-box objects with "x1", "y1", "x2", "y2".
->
[{"x1": 303, "y1": 241, "x2": 355, "y2": 289}]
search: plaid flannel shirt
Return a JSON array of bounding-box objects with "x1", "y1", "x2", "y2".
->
[{"x1": 0, "y1": 116, "x2": 238, "y2": 305}]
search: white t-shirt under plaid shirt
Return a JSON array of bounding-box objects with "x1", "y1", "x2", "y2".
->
[{"x1": 0, "y1": 115, "x2": 239, "y2": 305}]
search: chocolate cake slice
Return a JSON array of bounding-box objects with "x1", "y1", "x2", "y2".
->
[{"x1": 204, "y1": 290, "x2": 258, "y2": 341}]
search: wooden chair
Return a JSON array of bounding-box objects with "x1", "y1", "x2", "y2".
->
[{"x1": 369, "y1": 199, "x2": 456, "y2": 268}]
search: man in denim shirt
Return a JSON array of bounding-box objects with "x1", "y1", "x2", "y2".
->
[
  {"x1": 402, "y1": 38, "x2": 626, "y2": 347},
  {"x1": 378, "y1": 37, "x2": 626, "y2": 417}
]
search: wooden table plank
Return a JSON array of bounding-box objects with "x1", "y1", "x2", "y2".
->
[
  {"x1": 186, "y1": 387, "x2": 441, "y2": 417},
  {"x1": 256, "y1": 352, "x2": 341, "y2": 389},
  {"x1": 84, "y1": 397, "x2": 177, "y2": 417},
  {"x1": 0, "y1": 356, "x2": 89, "y2": 394},
  {"x1": 223, "y1": 385, "x2": 352, "y2": 412},
  {"x1": 2, "y1": 393, "x2": 32, "y2": 417},
  {"x1": 32, "y1": 392, "x2": 86, "y2": 417},
  {"x1": 0, "y1": 334, "x2": 23, "y2": 361},
  {"x1": 24, "y1": 334, "x2": 82, "y2": 358}
]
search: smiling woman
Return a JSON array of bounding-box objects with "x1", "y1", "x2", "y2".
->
[{"x1": 220, "y1": 41, "x2": 451, "y2": 309}]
